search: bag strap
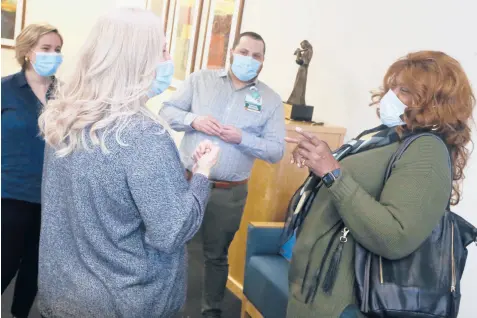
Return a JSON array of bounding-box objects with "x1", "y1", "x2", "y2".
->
[{"x1": 384, "y1": 132, "x2": 453, "y2": 209}]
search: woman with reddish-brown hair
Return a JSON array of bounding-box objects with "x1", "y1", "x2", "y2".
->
[{"x1": 285, "y1": 51, "x2": 474, "y2": 317}]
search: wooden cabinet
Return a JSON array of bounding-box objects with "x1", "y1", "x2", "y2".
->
[{"x1": 226, "y1": 120, "x2": 346, "y2": 298}]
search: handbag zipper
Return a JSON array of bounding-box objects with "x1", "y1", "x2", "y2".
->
[
  {"x1": 379, "y1": 256, "x2": 384, "y2": 284},
  {"x1": 377, "y1": 224, "x2": 456, "y2": 309},
  {"x1": 321, "y1": 227, "x2": 349, "y2": 294},
  {"x1": 361, "y1": 253, "x2": 372, "y2": 313},
  {"x1": 378, "y1": 225, "x2": 456, "y2": 288},
  {"x1": 451, "y1": 222, "x2": 456, "y2": 292}
]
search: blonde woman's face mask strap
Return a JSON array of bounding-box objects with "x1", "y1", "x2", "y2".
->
[{"x1": 148, "y1": 43, "x2": 174, "y2": 98}]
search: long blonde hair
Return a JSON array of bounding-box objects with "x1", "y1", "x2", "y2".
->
[{"x1": 39, "y1": 7, "x2": 165, "y2": 157}]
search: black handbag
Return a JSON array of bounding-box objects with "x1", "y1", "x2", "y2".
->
[{"x1": 355, "y1": 133, "x2": 477, "y2": 318}]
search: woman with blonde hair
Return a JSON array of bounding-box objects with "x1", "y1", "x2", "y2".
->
[
  {"x1": 37, "y1": 8, "x2": 219, "y2": 318},
  {"x1": 285, "y1": 51, "x2": 474, "y2": 317},
  {"x1": 1, "y1": 23, "x2": 63, "y2": 318}
]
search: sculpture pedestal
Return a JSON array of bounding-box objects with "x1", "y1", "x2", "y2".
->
[{"x1": 287, "y1": 103, "x2": 314, "y2": 122}]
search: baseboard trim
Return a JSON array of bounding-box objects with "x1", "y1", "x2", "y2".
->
[{"x1": 226, "y1": 276, "x2": 244, "y2": 300}]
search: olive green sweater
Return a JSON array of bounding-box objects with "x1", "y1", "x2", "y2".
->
[{"x1": 287, "y1": 135, "x2": 451, "y2": 318}]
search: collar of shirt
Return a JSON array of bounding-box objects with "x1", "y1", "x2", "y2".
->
[
  {"x1": 218, "y1": 69, "x2": 259, "y2": 88},
  {"x1": 14, "y1": 70, "x2": 58, "y2": 101},
  {"x1": 14, "y1": 70, "x2": 29, "y2": 88}
]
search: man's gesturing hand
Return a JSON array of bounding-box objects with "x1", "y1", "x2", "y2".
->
[
  {"x1": 191, "y1": 116, "x2": 222, "y2": 136},
  {"x1": 219, "y1": 125, "x2": 242, "y2": 144}
]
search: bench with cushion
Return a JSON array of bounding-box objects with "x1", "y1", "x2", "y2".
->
[{"x1": 241, "y1": 222, "x2": 289, "y2": 318}]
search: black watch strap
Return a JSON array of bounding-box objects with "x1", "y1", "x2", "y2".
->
[{"x1": 322, "y1": 168, "x2": 341, "y2": 188}]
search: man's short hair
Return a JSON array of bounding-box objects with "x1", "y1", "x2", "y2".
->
[{"x1": 233, "y1": 31, "x2": 266, "y2": 55}]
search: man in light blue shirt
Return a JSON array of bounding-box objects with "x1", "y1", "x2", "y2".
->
[{"x1": 160, "y1": 32, "x2": 285, "y2": 318}]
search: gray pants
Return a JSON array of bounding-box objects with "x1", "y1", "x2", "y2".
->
[{"x1": 201, "y1": 183, "x2": 248, "y2": 317}]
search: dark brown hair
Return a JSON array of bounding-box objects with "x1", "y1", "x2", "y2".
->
[
  {"x1": 371, "y1": 51, "x2": 475, "y2": 205},
  {"x1": 233, "y1": 31, "x2": 266, "y2": 55}
]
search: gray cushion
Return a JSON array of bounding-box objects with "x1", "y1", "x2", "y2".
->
[{"x1": 243, "y1": 255, "x2": 289, "y2": 318}]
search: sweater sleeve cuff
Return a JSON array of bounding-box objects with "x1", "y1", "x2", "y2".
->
[
  {"x1": 190, "y1": 173, "x2": 211, "y2": 203},
  {"x1": 327, "y1": 167, "x2": 359, "y2": 205}
]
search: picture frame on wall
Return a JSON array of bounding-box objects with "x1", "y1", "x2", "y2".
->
[
  {"x1": 146, "y1": 0, "x2": 245, "y2": 88},
  {"x1": 1, "y1": 0, "x2": 26, "y2": 48},
  {"x1": 168, "y1": 0, "x2": 203, "y2": 87},
  {"x1": 198, "y1": 0, "x2": 244, "y2": 71}
]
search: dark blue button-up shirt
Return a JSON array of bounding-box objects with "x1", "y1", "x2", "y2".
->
[{"x1": 1, "y1": 71, "x2": 54, "y2": 204}]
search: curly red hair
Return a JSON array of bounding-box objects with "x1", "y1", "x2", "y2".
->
[{"x1": 371, "y1": 51, "x2": 475, "y2": 205}]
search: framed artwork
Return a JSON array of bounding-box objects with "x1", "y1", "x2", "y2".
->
[
  {"x1": 168, "y1": 0, "x2": 203, "y2": 86},
  {"x1": 164, "y1": 0, "x2": 176, "y2": 48},
  {"x1": 198, "y1": 0, "x2": 244, "y2": 71},
  {"x1": 146, "y1": 0, "x2": 245, "y2": 87},
  {"x1": 1, "y1": 0, "x2": 26, "y2": 48}
]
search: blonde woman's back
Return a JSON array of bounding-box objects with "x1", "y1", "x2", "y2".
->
[
  {"x1": 38, "y1": 116, "x2": 211, "y2": 317},
  {"x1": 37, "y1": 8, "x2": 213, "y2": 318}
]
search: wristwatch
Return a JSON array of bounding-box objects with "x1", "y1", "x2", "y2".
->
[{"x1": 322, "y1": 168, "x2": 341, "y2": 188}]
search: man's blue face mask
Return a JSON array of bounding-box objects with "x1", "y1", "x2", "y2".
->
[{"x1": 230, "y1": 53, "x2": 261, "y2": 82}]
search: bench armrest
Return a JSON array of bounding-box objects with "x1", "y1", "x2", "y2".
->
[{"x1": 249, "y1": 222, "x2": 285, "y2": 228}]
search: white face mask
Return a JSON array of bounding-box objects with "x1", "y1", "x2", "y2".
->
[{"x1": 379, "y1": 89, "x2": 407, "y2": 127}]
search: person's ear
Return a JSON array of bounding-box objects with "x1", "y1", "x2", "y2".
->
[{"x1": 25, "y1": 51, "x2": 35, "y2": 64}]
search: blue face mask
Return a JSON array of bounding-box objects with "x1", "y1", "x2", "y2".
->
[
  {"x1": 231, "y1": 54, "x2": 261, "y2": 82},
  {"x1": 148, "y1": 60, "x2": 174, "y2": 98},
  {"x1": 379, "y1": 89, "x2": 407, "y2": 127},
  {"x1": 31, "y1": 52, "x2": 63, "y2": 77}
]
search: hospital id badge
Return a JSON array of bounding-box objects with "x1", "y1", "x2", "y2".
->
[{"x1": 244, "y1": 87, "x2": 262, "y2": 113}]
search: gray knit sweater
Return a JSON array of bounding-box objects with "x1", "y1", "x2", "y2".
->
[{"x1": 38, "y1": 116, "x2": 210, "y2": 318}]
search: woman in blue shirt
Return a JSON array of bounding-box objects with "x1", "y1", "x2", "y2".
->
[{"x1": 1, "y1": 23, "x2": 63, "y2": 318}]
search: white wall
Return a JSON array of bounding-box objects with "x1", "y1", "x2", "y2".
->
[
  {"x1": 241, "y1": 0, "x2": 476, "y2": 317},
  {"x1": 1, "y1": 0, "x2": 146, "y2": 77},
  {"x1": 0, "y1": 0, "x2": 181, "y2": 138}
]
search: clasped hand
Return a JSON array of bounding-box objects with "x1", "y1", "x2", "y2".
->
[
  {"x1": 191, "y1": 140, "x2": 220, "y2": 177},
  {"x1": 191, "y1": 115, "x2": 242, "y2": 144},
  {"x1": 285, "y1": 127, "x2": 340, "y2": 177}
]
